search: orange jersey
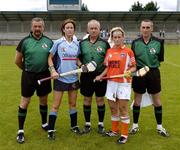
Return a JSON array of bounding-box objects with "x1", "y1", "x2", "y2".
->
[{"x1": 104, "y1": 45, "x2": 136, "y2": 83}]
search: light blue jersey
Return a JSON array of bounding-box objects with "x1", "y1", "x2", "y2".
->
[{"x1": 50, "y1": 36, "x2": 80, "y2": 83}]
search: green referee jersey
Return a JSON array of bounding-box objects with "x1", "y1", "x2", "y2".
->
[
  {"x1": 131, "y1": 36, "x2": 164, "y2": 68},
  {"x1": 79, "y1": 37, "x2": 110, "y2": 72},
  {"x1": 16, "y1": 32, "x2": 53, "y2": 73}
]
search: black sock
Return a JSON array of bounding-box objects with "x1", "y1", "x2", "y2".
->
[
  {"x1": 83, "y1": 105, "x2": 91, "y2": 123},
  {"x1": 133, "y1": 105, "x2": 140, "y2": 124},
  {"x1": 48, "y1": 114, "x2": 57, "y2": 130},
  {"x1": 70, "y1": 110, "x2": 77, "y2": 128},
  {"x1": 40, "y1": 105, "x2": 48, "y2": 124},
  {"x1": 97, "y1": 104, "x2": 105, "y2": 123},
  {"x1": 18, "y1": 106, "x2": 27, "y2": 130},
  {"x1": 154, "y1": 106, "x2": 162, "y2": 124}
]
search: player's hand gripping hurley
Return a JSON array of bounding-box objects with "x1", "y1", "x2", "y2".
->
[
  {"x1": 38, "y1": 61, "x2": 97, "y2": 85},
  {"x1": 94, "y1": 66, "x2": 149, "y2": 81}
]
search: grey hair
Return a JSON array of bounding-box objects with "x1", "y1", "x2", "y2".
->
[{"x1": 87, "y1": 19, "x2": 101, "y2": 29}]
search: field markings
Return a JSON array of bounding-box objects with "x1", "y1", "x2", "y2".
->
[{"x1": 164, "y1": 61, "x2": 180, "y2": 68}]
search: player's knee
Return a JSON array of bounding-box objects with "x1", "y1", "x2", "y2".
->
[
  {"x1": 133, "y1": 100, "x2": 141, "y2": 106},
  {"x1": 20, "y1": 97, "x2": 30, "y2": 109},
  {"x1": 51, "y1": 106, "x2": 59, "y2": 112},
  {"x1": 110, "y1": 107, "x2": 118, "y2": 115},
  {"x1": 119, "y1": 106, "x2": 128, "y2": 116},
  {"x1": 84, "y1": 97, "x2": 92, "y2": 105},
  {"x1": 69, "y1": 102, "x2": 76, "y2": 108},
  {"x1": 96, "y1": 97, "x2": 104, "y2": 105}
]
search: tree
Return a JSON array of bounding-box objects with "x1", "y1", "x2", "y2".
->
[
  {"x1": 130, "y1": 1, "x2": 144, "y2": 11},
  {"x1": 81, "y1": 3, "x2": 89, "y2": 11},
  {"x1": 144, "y1": 1, "x2": 159, "y2": 11},
  {"x1": 130, "y1": 1, "x2": 160, "y2": 11}
]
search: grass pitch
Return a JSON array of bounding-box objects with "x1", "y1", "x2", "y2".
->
[{"x1": 0, "y1": 44, "x2": 180, "y2": 150}]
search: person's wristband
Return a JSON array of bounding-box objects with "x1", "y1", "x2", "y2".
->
[{"x1": 49, "y1": 65, "x2": 55, "y2": 72}]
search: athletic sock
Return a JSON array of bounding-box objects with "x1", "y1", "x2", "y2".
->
[
  {"x1": 132, "y1": 123, "x2": 139, "y2": 129},
  {"x1": 85, "y1": 122, "x2": 91, "y2": 126},
  {"x1": 40, "y1": 105, "x2": 48, "y2": 124},
  {"x1": 48, "y1": 112, "x2": 57, "y2": 130},
  {"x1": 157, "y1": 124, "x2": 163, "y2": 130},
  {"x1": 120, "y1": 116, "x2": 130, "y2": 137},
  {"x1": 97, "y1": 104, "x2": 105, "y2": 123},
  {"x1": 98, "y1": 122, "x2": 104, "y2": 127},
  {"x1": 18, "y1": 106, "x2": 27, "y2": 130},
  {"x1": 111, "y1": 115, "x2": 119, "y2": 133},
  {"x1": 154, "y1": 106, "x2": 162, "y2": 125},
  {"x1": 133, "y1": 105, "x2": 140, "y2": 124},
  {"x1": 69, "y1": 109, "x2": 77, "y2": 128},
  {"x1": 83, "y1": 105, "x2": 91, "y2": 122}
]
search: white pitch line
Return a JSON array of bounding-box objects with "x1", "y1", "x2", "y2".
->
[{"x1": 164, "y1": 61, "x2": 180, "y2": 68}]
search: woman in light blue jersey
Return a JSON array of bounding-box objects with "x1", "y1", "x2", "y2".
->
[{"x1": 47, "y1": 19, "x2": 82, "y2": 140}]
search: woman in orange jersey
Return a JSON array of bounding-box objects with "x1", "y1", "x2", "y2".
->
[{"x1": 95, "y1": 27, "x2": 136, "y2": 144}]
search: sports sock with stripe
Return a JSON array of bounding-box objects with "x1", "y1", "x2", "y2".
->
[
  {"x1": 120, "y1": 116, "x2": 130, "y2": 138},
  {"x1": 18, "y1": 106, "x2": 27, "y2": 130},
  {"x1": 111, "y1": 115, "x2": 119, "y2": 133},
  {"x1": 40, "y1": 105, "x2": 48, "y2": 125},
  {"x1": 97, "y1": 104, "x2": 105, "y2": 123},
  {"x1": 48, "y1": 112, "x2": 57, "y2": 130},
  {"x1": 133, "y1": 105, "x2": 140, "y2": 124},
  {"x1": 83, "y1": 105, "x2": 91, "y2": 122},
  {"x1": 69, "y1": 109, "x2": 77, "y2": 128},
  {"x1": 154, "y1": 106, "x2": 162, "y2": 125}
]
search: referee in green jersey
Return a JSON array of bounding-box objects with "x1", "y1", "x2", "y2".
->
[
  {"x1": 129, "y1": 19, "x2": 169, "y2": 137},
  {"x1": 15, "y1": 17, "x2": 53, "y2": 143},
  {"x1": 79, "y1": 20, "x2": 110, "y2": 134}
]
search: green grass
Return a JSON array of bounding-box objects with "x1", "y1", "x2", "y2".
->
[{"x1": 0, "y1": 44, "x2": 180, "y2": 150}]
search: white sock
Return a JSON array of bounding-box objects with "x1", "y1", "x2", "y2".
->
[
  {"x1": 157, "y1": 124, "x2": 162, "y2": 130},
  {"x1": 85, "y1": 122, "x2": 91, "y2": 126},
  {"x1": 98, "y1": 122, "x2": 104, "y2": 126},
  {"x1": 121, "y1": 135, "x2": 128, "y2": 138},
  {"x1": 18, "y1": 130, "x2": 24, "y2": 134},
  {"x1": 42, "y1": 123, "x2": 48, "y2": 127},
  {"x1": 132, "y1": 123, "x2": 139, "y2": 128}
]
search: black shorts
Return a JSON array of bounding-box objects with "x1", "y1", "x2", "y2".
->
[
  {"x1": 21, "y1": 71, "x2": 52, "y2": 97},
  {"x1": 132, "y1": 68, "x2": 161, "y2": 94},
  {"x1": 53, "y1": 79, "x2": 80, "y2": 91},
  {"x1": 80, "y1": 72, "x2": 107, "y2": 97}
]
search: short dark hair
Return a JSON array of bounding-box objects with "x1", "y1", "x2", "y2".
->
[{"x1": 141, "y1": 19, "x2": 153, "y2": 26}]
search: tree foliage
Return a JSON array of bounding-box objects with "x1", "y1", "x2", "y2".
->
[
  {"x1": 144, "y1": 1, "x2": 159, "y2": 11},
  {"x1": 81, "y1": 3, "x2": 89, "y2": 11},
  {"x1": 130, "y1": 1, "x2": 160, "y2": 11},
  {"x1": 130, "y1": 1, "x2": 144, "y2": 11}
]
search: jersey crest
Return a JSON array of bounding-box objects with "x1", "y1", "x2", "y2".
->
[
  {"x1": 42, "y1": 43, "x2": 48, "y2": 49},
  {"x1": 97, "y1": 46, "x2": 103, "y2": 52},
  {"x1": 120, "y1": 53, "x2": 126, "y2": 58},
  {"x1": 149, "y1": 48, "x2": 156, "y2": 54}
]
